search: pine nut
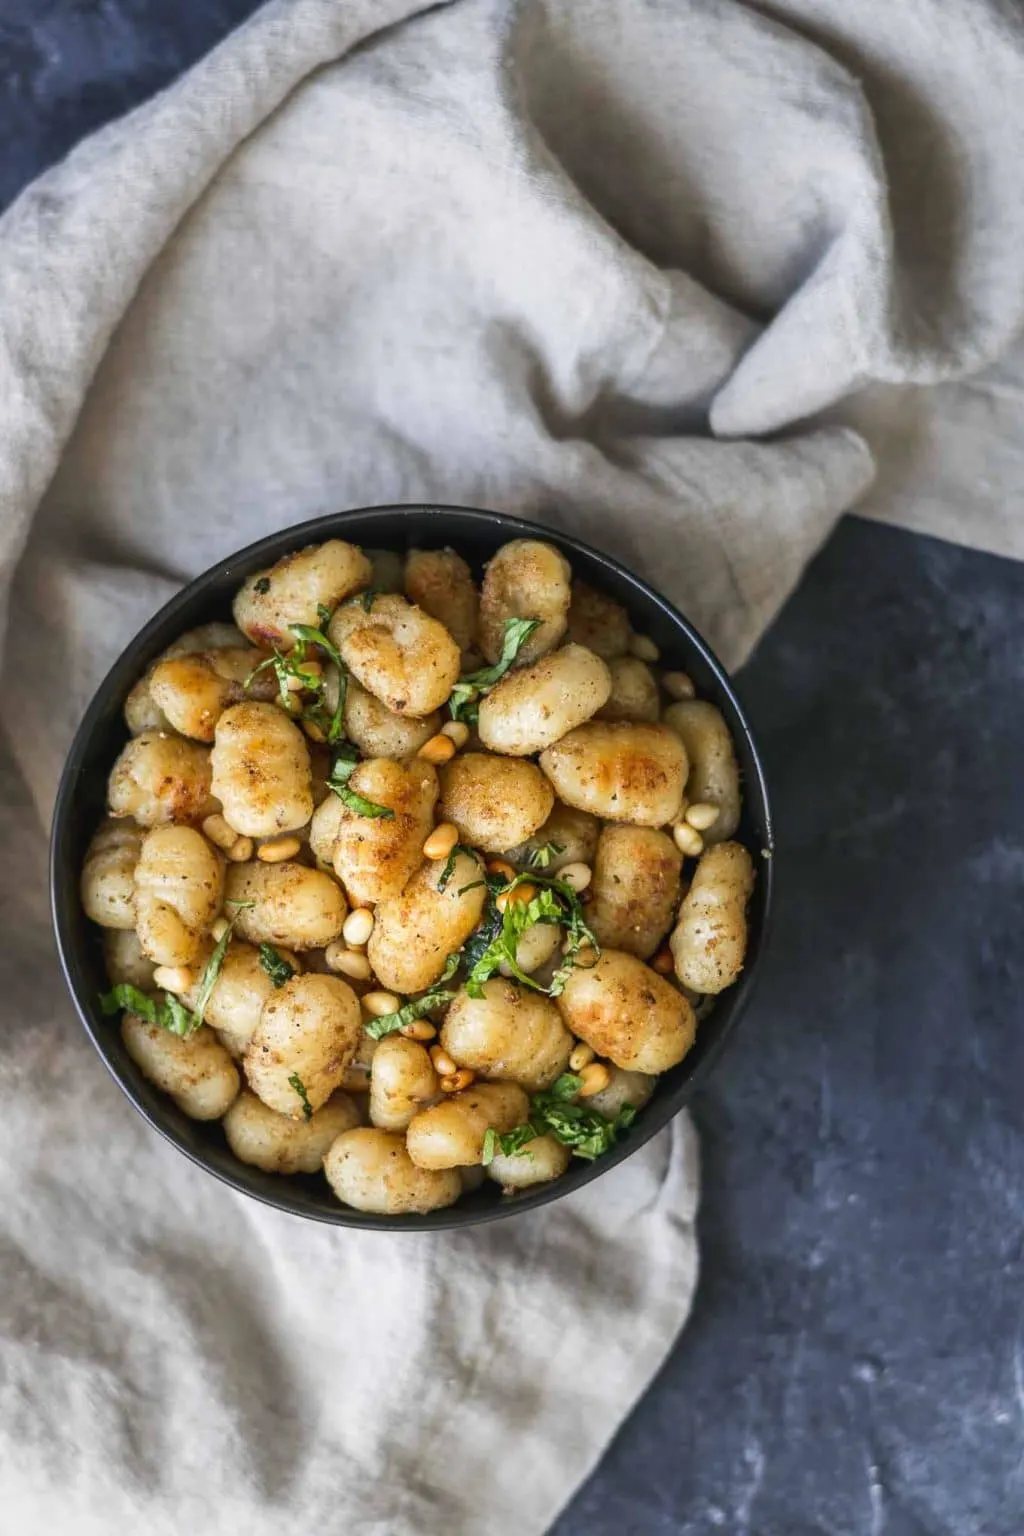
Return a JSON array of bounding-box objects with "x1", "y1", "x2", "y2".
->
[
  {"x1": 210, "y1": 917, "x2": 230, "y2": 942},
  {"x1": 400, "y1": 1019, "x2": 437, "y2": 1042},
  {"x1": 441, "y1": 720, "x2": 471, "y2": 749},
  {"x1": 422, "y1": 822, "x2": 460, "y2": 861},
  {"x1": 285, "y1": 673, "x2": 306, "y2": 694},
  {"x1": 651, "y1": 947, "x2": 675, "y2": 974},
  {"x1": 324, "y1": 943, "x2": 372, "y2": 981},
  {"x1": 226, "y1": 836, "x2": 254, "y2": 862},
  {"x1": 417, "y1": 733, "x2": 457, "y2": 765},
  {"x1": 672, "y1": 821, "x2": 704, "y2": 858},
  {"x1": 202, "y1": 813, "x2": 239, "y2": 852},
  {"x1": 662, "y1": 670, "x2": 696, "y2": 701},
  {"x1": 559, "y1": 862, "x2": 592, "y2": 893},
  {"x1": 300, "y1": 660, "x2": 323, "y2": 679},
  {"x1": 302, "y1": 718, "x2": 326, "y2": 744},
  {"x1": 152, "y1": 965, "x2": 196, "y2": 996},
  {"x1": 342, "y1": 908, "x2": 375, "y2": 947},
  {"x1": 568, "y1": 1042, "x2": 595, "y2": 1072},
  {"x1": 629, "y1": 633, "x2": 660, "y2": 663},
  {"x1": 685, "y1": 801, "x2": 720, "y2": 832},
  {"x1": 497, "y1": 882, "x2": 536, "y2": 913},
  {"x1": 362, "y1": 990, "x2": 401, "y2": 1017},
  {"x1": 486, "y1": 859, "x2": 516, "y2": 883},
  {"x1": 578, "y1": 1062, "x2": 611, "y2": 1097},
  {"x1": 257, "y1": 835, "x2": 301, "y2": 863},
  {"x1": 440, "y1": 1069, "x2": 474, "y2": 1093},
  {"x1": 429, "y1": 1046, "x2": 458, "y2": 1078}
]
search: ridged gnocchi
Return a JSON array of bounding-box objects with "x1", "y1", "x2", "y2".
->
[
  {"x1": 329, "y1": 594, "x2": 460, "y2": 717},
  {"x1": 438, "y1": 752, "x2": 553, "y2": 852},
  {"x1": 234, "y1": 540, "x2": 372, "y2": 648},
  {"x1": 539, "y1": 722, "x2": 687, "y2": 828},
  {"x1": 367, "y1": 851, "x2": 486, "y2": 994},
  {"x1": 479, "y1": 539, "x2": 571, "y2": 667},
  {"x1": 244, "y1": 972, "x2": 363, "y2": 1116},
  {"x1": 225, "y1": 1090, "x2": 360, "y2": 1173},
  {"x1": 662, "y1": 700, "x2": 742, "y2": 843},
  {"x1": 225, "y1": 861, "x2": 347, "y2": 950},
  {"x1": 122, "y1": 1014, "x2": 239, "y2": 1120},
  {"x1": 441, "y1": 979, "x2": 573, "y2": 1091},
  {"x1": 316, "y1": 757, "x2": 438, "y2": 906},
  {"x1": 134, "y1": 825, "x2": 224, "y2": 967},
  {"x1": 587, "y1": 825, "x2": 682, "y2": 959},
  {"x1": 670, "y1": 841, "x2": 755, "y2": 994},
  {"x1": 556, "y1": 949, "x2": 696, "y2": 1074},
  {"x1": 324, "y1": 1128, "x2": 462, "y2": 1214},
  {"x1": 81, "y1": 818, "x2": 142, "y2": 929},
  {"x1": 406, "y1": 1082, "x2": 530, "y2": 1169},
  {"x1": 107, "y1": 730, "x2": 214, "y2": 826},
  {"x1": 477, "y1": 644, "x2": 611, "y2": 756},
  {"x1": 211, "y1": 702, "x2": 313, "y2": 837},
  {"x1": 405, "y1": 547, "x2": 479, "y2": 663}
]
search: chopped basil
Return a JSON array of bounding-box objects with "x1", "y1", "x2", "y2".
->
[
  {"x1": 258, "y1": 943, "x2": 295, "y2": 988},
  {"x1": 437, "y1": 843, "x2": 481, "y2": 892},
  {"x1": 316, "y1": 603, "x2": 333, "y2": 627},
  {"x1": 325, "y1": 747, "x2": 394, "y2": 819},
  {"x1": 363, "y1": 954, "x2": 461, "y2": 1041},
  {"x1": 190, "y1": 904, "x2": 251, "y2": 1026},
  {"x1": 244, "y1": 621, "x2": 348, "y2": 743},
  {"x1": 448, "y1": 617, "x2": 542, "y2": 723},
  {"x1": 99, "y1": 983, "x2": 197, "y2": 1038},
  {"x1": 482, "y1": 1124, "x2": 538, "y2": 1166},
  {"x1": 486, "y1": 1075, "x2": 636, "y2": 1165},
  {"x1": 528, "y1": 841, "x2": 565, "y2": 869},
  {"x1": 288, "y1": 1072, "x2": 313, "y2": 1121},
  {"x1": 460, "y1": 871, "x2": 599, "y2": 999},
  {"x1": 254, "y1": 577, "x2": 271, "y2": 595}
]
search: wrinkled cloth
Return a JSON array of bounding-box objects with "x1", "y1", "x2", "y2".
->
[{"x1": 0, "y1": 1, "x2": 1021, "y2": 1532}]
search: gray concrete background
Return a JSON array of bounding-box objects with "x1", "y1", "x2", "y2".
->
[{"x1": 2, "y1": 5, "x2": 1021, "y2": 1531}]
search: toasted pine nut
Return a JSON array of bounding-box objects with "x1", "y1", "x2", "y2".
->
[
  {"x1": 672, "y1": 821, "x2": 704, "y2": 858},
  {"x1": 324, "y1": 942, "x2": 372, "y2": 981},
  {"x1": 400, "y1": 1019, "x2": 437, "y2": 1042},
  {"x1": 202, "y1": 813, "x2": 238, "y2": 852},
  {"x1": 497, "y1": 882, "x2": 536, "y2": 914},
  {"x1": 430, "y1": 1046, "x2": 458, "y2": 1078},
  {"x1": 342, "y1": 908, "x2": 375, "y2": 947},
  {"x1": 440, "y1": 1069, "x2": 474, "y2": 1093},
  {"x1": 441, "y1": 720, "x2": 471, "y2": 749},
  {"x1": 152, "y1": 965, "x2": 196, "y2": 996},
  {"x1": 210, "y1": 917, "x2": 230, "y2": 942},
  {"x1": 662, "y1": 670, "x2": 696, "y2": 701},
  {"x1": 629, "y1": 633, "x2": 660, "y2": 663},
  {"x1": 559, "y1": 862, "x2": 592, "y2": 893},
  {"x1": 284, "y1": 673, "x2": 306, "y2": 694},
  {"x1": 417, "y1": 733, "x2": 457, "y2": 765},
  {"x1": 422, "y1": 822, "x2": 460, "y2": 861},
  {"x1": 578, "y1": 1062, "x2": 611, "y2": 1097},
  {"x1": 568, "y1": 1042, "x2": 595, "y2": 1072},
  {"x1": 257, "y1": 835, "x2": 301, "y2": 863},
  {"x1": 486, "y1": 859, "x2": 516, "y2": 883},
  {"x1": 302, "y1": 718, "x2": 326, "y2": 744},
  {"x1": 299, "y1": 660, "x2": 323, "y2": 679},
  {"x1": 685, "y1": 801, "x2": 720, "y2": 832},
  {"x1": 280, "y1": 692, "x2": 302, "y2": 715},
  {"x1": 651, "y1": 947, "x2": 675, "y2": 975},
  {"x1": 362, "y1": 990, "x2": 401, "y2": 1017},
  {"x1": 226, "y1": 836, "x2": 254, "y2": 863}
]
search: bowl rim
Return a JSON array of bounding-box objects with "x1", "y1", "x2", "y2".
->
[{"x1": 50, "y1": 502, "x2": 775, "y2": 1231}]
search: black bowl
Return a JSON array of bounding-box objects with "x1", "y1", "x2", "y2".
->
[{"x1": 51, "y1": 504, "x2": 774, "y2": 1230}]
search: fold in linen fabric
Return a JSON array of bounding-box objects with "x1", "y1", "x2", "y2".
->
[{"x1": 0, "y1": 1, "x2": 1020, "y2": 1531}]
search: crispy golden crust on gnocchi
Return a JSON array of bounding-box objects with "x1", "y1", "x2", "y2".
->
[
  {"x1": 124, "y1": 623, "x2": 245, "y2": 735},
  {"x1": 556, "y1": 949, "x2": 696, "y2": 1073},
  {"x1": 122, "y1": 1014, "x2": 239, "y2": 1120},
  {"x1": 368, "y1": 1036, "x2": 440, "y2": 1132},
  {"x1": 404, "y1": 547, "x2": 479, "y2": 663},
  {"x1": 329, "y1": 594, "x2": 461, "y2": 717},
  {"x1": 405, "y1": 1082, "x2": 530, "y2": 1169},
  {"x1": 134, "y1": 825, "x2": 224, "y2": 967},
  {"x1": 182, "y1": 940, "x2": 281, "y2": 1058},
  {"x1": 438, "y1": 752, "x2": 554, "y2": 853},
  {"x1": 486, "y1": 1133, "x2": 571, "y2": 1190},
  {"x1": 107, "y1": 730, "x2": 214, "y2": 827},
  {"x1": 342, "y1": 679, "x2": 440, "y2": 758},
  {"x1": 233, "y1": 540, "x2": 372, "y2": 649},
  {"x1": 587, "y1": 825, "x2": 682, "y2": 959},
  {"x1": 81, "y1": 818, "x2": 142, "y2": 930},
  {"x1": 148, "y1": 655, "x2": 241, "y2": 743},
  {"x1": 539, "y1": 722, "x2": 687, "y2": 828},
  {"x1": 225, "y1": 861, "x2": 347, "y2": 950},
  {"x1": 324, "y1": 1128, "x2": 462, "y2": 1214},
  {"x1": 477, "y1": 644, "x2": 612, "y2": 756},
  {"x1": 479, "y1": 539, "x2": 571, "y2": 667},
  {"x1": 367, "y1": 851, "x2": 486, "y2": 994},
  {"x1": 244, "y1": 972, "x2": 362, "y2": 1116},
  {"x1": 504, "y1": 803, "x2": 601, "y2": 873},
  {"x1": 224, "y1": 1089, "x2": 360, "y2": 1173},
  {"x1": 565, "y1": 580, "x2": 632, "y2": 660},
  {"x1": 210, "y1": 702, "x2": 313, "y2": 838},
  {"x1": 325, "y1": 757, "x2": 439, "y2": 906},
  {"x1": 441, "y1": 979, "x2": 573, "y2": 1091},
  {"x1": 662, "y1": 700, "x2": 742, "y2": 843},
  {"x1": 596, "y1": 657, "x2": 661, "y2": 723},
  {"x1": 670, "y1": 841, "x2": 754, "y2": 994}
]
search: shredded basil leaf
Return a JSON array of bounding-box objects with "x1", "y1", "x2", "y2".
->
[
  {"x1": 324, "y1": 747, "x2": 394, "y2": 819},
  {"x1": 254, "y1": 577, "x2": 271, "y2": 595},
  {"x1": 99, "y1": 983, "x2": 197, "y2": 1038},
  {"x1": 191, "y1": 904, "x2": 252, "y2": 1025},
  {"x1": 530, "y1": 1095, "x2": 637, "y2": 1161},
  {"x1": 258, "y1": 943, "x2": 295, "y2": 988},
  {"x1": 316, "y1": 603, "x2": 333, "y2": 627},
  {"x1": 482, "y1": 1124, "x2": 539, "y2": 1166},
  {"x1": 528, "y1": 841, "x2": 565, "y2": 869},
  {"x1": 460, "y1": 871, "x2": 600, "y2": 1000},
  {"x1": 448, "y1": 617, "x2": 542, "y2": 723},
  {"x1": 363, "y1": 954, "x2": 461, "y2": 1040},
  {"x1": 438, "y1": 843, "x2": 481, "y2": 892},
  {"x1": 288, "y1": 1072, "x2": 314, "y2": 1121}
]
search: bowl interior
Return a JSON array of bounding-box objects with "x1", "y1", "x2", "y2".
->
[{"x1": 51, "y1": 505, "x2": 774, "y2": 1230}]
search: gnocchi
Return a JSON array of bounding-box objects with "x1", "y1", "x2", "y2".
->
[{"x1": 85, "y1": 530, "x2": 755, "y2": 1217}]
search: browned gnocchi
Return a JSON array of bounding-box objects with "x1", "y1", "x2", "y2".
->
[{"x1": 86, "y1": 530, "x2": 755, "y2": 1217}]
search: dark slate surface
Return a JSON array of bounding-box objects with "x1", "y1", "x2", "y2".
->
[{"x1": 3, "y1": 6, "x2": 1022, "y2": 1533}]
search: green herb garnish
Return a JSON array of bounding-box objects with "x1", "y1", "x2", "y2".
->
[
  {"x1": 258, "y1": 943, "x2": 296, "y2": 988},
  {"x1": 438, "y1": 843, "x2": 481, "y2": 892},
  {"x1": 486, "y1": 1075, "x2": 636, "y2": 1166},
  {"x1": 528, "y1": 841, "x2": 565, "y2": 869},
  {"x1": 254, "y1": 577, "x2": 271, "y2": 595},
  {"x1": 317, "y1": 603, "x2": 333, "y2": 627},
  {"x1": 461, "y1": 871, "x2": 599, "y2": 999},
  {"x1": 325, "y1": 745, "x2": 394, "y2": 819},
  {"x1": 190, "y1": 903, "x2": 252, "y2": 1026},
  {"x1": 244, "y1": 620, "x2": 348, "y2": 743},
  {"x1": 348, "y1": 586, "x2": 384, "y2": 613},
  {"x1": 99, "y1": 983, "x2": 198, "y2": 1038},
  {"x1": 288, "y1": 1072, "x2": 313, "y2": 1121},
  {"x1": 482, "y1": 1124, "x2": 539, "y2": 1166},
  {"x1": 448, "y1": 617, "x2": 542, "y2": 723},
  {"x1": 363, "y1": 954, "x2": 461, "y2": 1040}
]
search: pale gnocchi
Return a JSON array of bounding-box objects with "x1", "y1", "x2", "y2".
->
[{"x1": 86, "y1": 529, "x2": 756, "y2": 1218}]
